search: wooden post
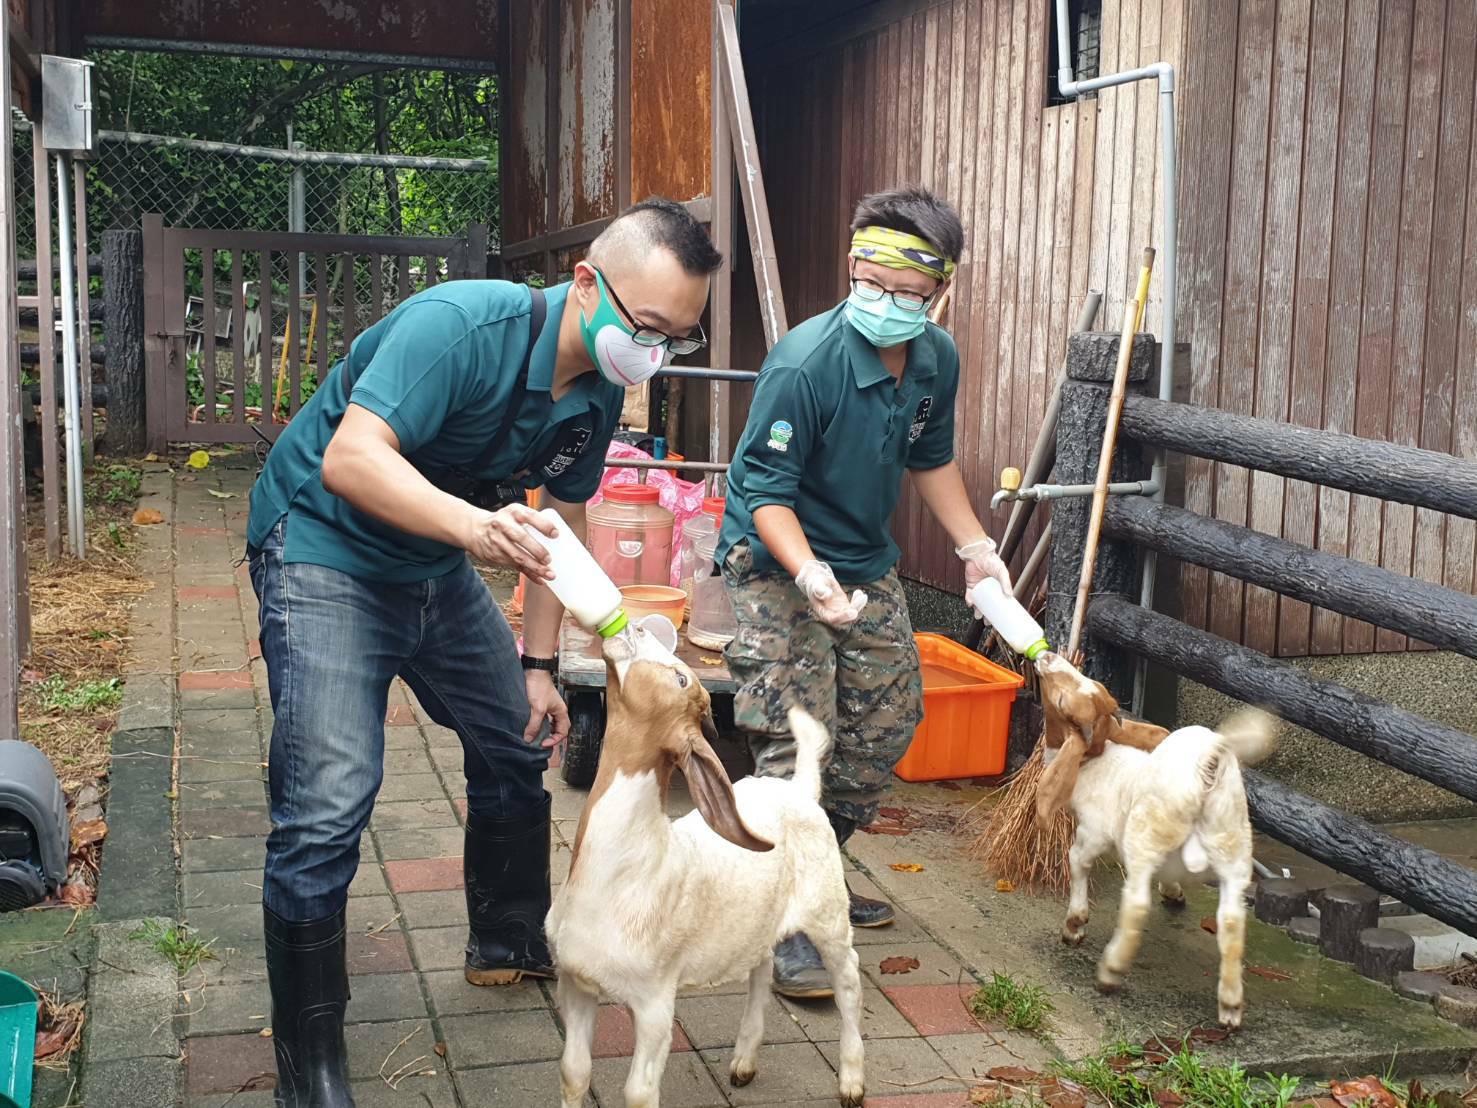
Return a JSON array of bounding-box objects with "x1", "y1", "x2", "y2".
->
[
  {"x1": 0, "y1": 4, "x2": 32, "y2": 731},
  {"x1": 708, "y1": 0, "x2": 734, "y2": 465},
  {"x1": 30, "y1": 123, "x2": 58, "y2": 559},
  {"x1": 1042, "y1": 331, "x2": 1155, "y2": 704},
  {"x1": 140, "y1": 214, "x2": 168, "y2": 453},
  {"x1": 1086, "y1": 595, "x2": 1477, "y2": 802},
  {"x1": 1317, "y1": 885, "x2": 1381, "y2": 962}
]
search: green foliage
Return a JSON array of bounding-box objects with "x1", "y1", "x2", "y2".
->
[
  {"x1": 970, "y1": 972, "x2": 1055, "y2": 1032},
  {"x1": 96, "y1": 464, "x2": 142, "y2": 505},
  {"x1": 129, "y1": 919, "x2": 217, "y2": 974},
  {"x1": 35, "y1": 676, "x2": 124, "y2": 713},
  {"x1": 1051, "y1": 1039, "x2": 1302, "y2": 1108}
]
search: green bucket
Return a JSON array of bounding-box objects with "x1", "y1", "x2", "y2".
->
[{"x1": 0, "y1": 971, "x2": 37, "y2": 1108}]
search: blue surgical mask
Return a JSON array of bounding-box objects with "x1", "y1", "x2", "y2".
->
[{"x1": 843, "y1": 289, "x2": 928, "y2": 348}]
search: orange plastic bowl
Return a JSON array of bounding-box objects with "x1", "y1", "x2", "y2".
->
[{"x1": 619, "y1": 584, "x2": 688, "y2": 628}]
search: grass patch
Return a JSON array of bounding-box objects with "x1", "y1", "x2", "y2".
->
[
  {"x1": 1049, "y1": 1039, "x2": 1301, "y2": 1108},
  {"x1": 93, "y1": 463, "x2": 142, "y2": 505},
  {"x1": 970, "y1": 972, "x2": 1055, "y2": 1032},
  {"x1": 34, "y1": 675, "x2": 124, "y2": 713},
  {"x1": 130, "y1": 920, "x2": 217, "y2": 974}
]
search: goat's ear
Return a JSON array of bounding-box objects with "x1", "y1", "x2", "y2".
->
[
  {"x1": 1035, "y1": 729, "x2": 1087, "y2": 827},
  {"x1": 678, "y1": 730, "x2": 773, "y2": 853},
  {"x1": 1110, "y1": 716, "x2": 1171, "y2": 753}
]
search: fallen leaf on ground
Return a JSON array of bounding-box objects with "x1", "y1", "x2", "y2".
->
[
  {"x1": 1330, "y1": 1076, "x2": 1399, "y2": 1108},
  {"x1": 434, "y1": 1042, "x2": 447, "y2": 1058},
  {"x1": 33, "y1": 1027, "x2": 74, "y2": 1059},
  {"x1": 259, "y1": 1027, "x2": 273, "y2": 1038},
  {"x1": 890, "y1": 862, "x2": 924, "y2": 873},
  {"x1": 186, "y1": 450, "x2": 211, "y2": 469},
  {"x1": 207, "y1": 489, "x2": 236, "y2": 499},
  {"x1": 1155, "y1": 1092, "x2": 1186, "y2": 1108},
  {"x1": 1187, "y1": 1026, "x2": 1231, "y2": 1045},
  {"x1": 879, "y1": 956, "x2": 921, "y2": 975},
  {"x1": 144, "y1": 452, "x2": 159, "y2": 462},
  {"x1": 58, "y1": 882, "x2": 93, "y2": 906},
  {"x1": 1040, "y1": 1079, "x2": 1087, "y2": 1108},
  {"x1": 1200, "y1": 916, "x2": 1218, "y2": 934},
  {"x1": 986, "y1": 1067, "x2": 1042, "y2": 1084},
  {"x1": 1247, "y1": 965, "x2": 1294, "y2": 982},
  {"x1": 70, "y1": 819, "x2": 107, "y2": 849},
  {"x1": 132, "y1": 508, "x2": 164, "y2": 525},
  {"x1": 995, "y1": 879, "x2": 1015, "y2": 893},
  {"x1": 970, "y1": 1083, "x2": 1012, "y2": 1103}
]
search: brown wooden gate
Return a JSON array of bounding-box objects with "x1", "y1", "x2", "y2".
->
[{"x1": 141, "y1": 215, "x2": 488, "y2": 450}]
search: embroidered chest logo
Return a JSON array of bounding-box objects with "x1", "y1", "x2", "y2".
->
[
  {"x1": 767, "y1": 419, "x2": 794, "y2": 453},
  {"x1": 543, "y1": 426, "x2": 592, "y2": 477},
  {"x1": 908, "y1": 396, "x2": 934, "y2": 443}
]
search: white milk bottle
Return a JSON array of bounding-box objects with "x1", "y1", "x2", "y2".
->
[
  {"x1": 523, "y1": 508, "x2": 628, "y2": 639},
  {"x1": 968, "y1": 578, "x2": 1050, "y2": 660}
]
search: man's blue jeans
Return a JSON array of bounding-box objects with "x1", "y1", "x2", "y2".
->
[{"x1": 248, "y1": 518, "x2": 548, "y2": 922}]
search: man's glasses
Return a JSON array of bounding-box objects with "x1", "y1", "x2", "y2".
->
[
  {"x1": 599, "y1": 269, "x2": 708, "y2": 356},
  {"x1": 850, "y1": 277, "x2": 933, "y2": 313}
]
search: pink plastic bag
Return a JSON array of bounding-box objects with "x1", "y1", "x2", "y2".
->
[{"x1": 589, "y1": 442, "x2": 705, "y2": 587}]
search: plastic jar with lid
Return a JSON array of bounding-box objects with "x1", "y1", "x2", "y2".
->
[
  {"x1": 687, "y1": 527, "x2": 736, "y2": 651},
  {"x1": 678, "y1": 496, "x2": 727, "y2": 600},
  {"x1": 586, "y1": 484, "x2": 675, "y2": 588}
]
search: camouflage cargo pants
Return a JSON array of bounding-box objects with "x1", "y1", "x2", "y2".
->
[{"x1": 722, "y1": 542, "x2": 923, "y2": 827}]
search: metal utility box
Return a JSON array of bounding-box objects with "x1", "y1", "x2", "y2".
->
[{"x1": 41, "y1": 55, "x2": 96, "y2": 154}]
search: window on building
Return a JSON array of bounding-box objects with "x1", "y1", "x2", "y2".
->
[{"x1": 1047, "y1": 0, "x2": 1102, "y2": 106}]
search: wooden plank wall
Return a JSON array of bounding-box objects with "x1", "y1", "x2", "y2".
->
[
  {"x1": 748, "y1": 0, "x2": 1186, "y2": 595},
  {"x1": 746, "y1": 0, "x2": 1477, "y2": 657}
]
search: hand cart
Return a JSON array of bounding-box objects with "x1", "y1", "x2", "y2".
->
[{"x1": 556, "y1": 365, "x2": 751, "y2": 788}]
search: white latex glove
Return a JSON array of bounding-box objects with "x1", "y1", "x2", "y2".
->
[
  {"x1": 795, "y1": 560, "x2": 868, "y2": 628},
  {"x1": 957, "y1": 537, "x2": 1012, "y2": 595}
]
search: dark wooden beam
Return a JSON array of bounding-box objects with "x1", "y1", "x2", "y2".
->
[
  {"x1": 1103, "y1": 496, "x2": 1477, "y2": 659},
  {"x1": 1119, "y1": 394, "x2": 1477, "y2": 520},
  {"x1": 1085, "y1": 595, "x2": 1477, "y2": 803},
  {"x1": 500, "y1": 198, "x2": 713, "y2": 262},
  {"x1": 1244, "y1": 772, "x2": 1477, "y2": 938}
]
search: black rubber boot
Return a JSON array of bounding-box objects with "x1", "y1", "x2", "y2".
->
[
  {"x1": 464, "y1": 791, "x2": 556, "y2": 986},
  {"x1": 771, "y1": 933, "x2": 833, "y2": 999},
  {"x1": 264, "y1": 906, "x2": 355, "y2": 1108},
  {"x1": 829, "y1": 811, "x2": 896, "y2": 929}
]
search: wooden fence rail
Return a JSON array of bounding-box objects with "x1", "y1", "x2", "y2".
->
[
  {"x1": 1102, "y1": 497, "x2": 1477, "y2": 659},
  {"x1": 1119, "y1": 394, "x2": 1477, "y2": 520}
]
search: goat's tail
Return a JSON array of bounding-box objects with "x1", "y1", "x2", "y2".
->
[
  {"x1": 1216, "y1": 707, "x2": 1278, "y2": 767},
  {"x1": 785, "y1": 706, "x2": 834, "y2": 802}
]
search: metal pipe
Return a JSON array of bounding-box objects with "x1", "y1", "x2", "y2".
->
[
  {"x1": 54, "y1": 154, "x2": 85, "y2": 557},
  {"x1": 991, "y1": 479, "x2": 1160, "y2": 512},
  {"x1": 656, "y1": 366, "x2": 756, "y2": 382},
  {"x1": 604, "y1": 458, "x2": 730, "y2": 473},
  {"x1": 1055, "y1": 0, "x2": 1178, "y2": 713},
  {"x1": 96, "y1": 129, "x2": 494, "y2": 172}
]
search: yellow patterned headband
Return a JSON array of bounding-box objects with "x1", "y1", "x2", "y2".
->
[{"x1": 849, "y1": 225, "x2": 956, "y2": 281}]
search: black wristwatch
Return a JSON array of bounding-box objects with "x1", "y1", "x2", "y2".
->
[{"x1": 520, "y1": 654, "x2": 558, "y2": 673}]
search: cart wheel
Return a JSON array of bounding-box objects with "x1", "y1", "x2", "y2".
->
[{"x1": 561, "y1": 690, "x2": 606, "y2": 789}]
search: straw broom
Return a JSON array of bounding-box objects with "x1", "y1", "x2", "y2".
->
[{"x1": 971, "y1": 249, "x2": 1156, "y2": 893}]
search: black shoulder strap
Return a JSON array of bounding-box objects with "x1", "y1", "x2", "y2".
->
[{"x1": 465, "y1": 286, "x2": 546, "y2": 475}]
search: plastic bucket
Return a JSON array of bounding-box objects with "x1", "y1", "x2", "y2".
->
[
  {"x1": 0, "y1": 970, "x2": 37, "y2": 1108},
  {"x1": 893, "y1": 634, "x2": 1025, "y2": 782}
]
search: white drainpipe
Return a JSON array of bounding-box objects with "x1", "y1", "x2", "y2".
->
[{"x1": 1054, "y1": 1, "x2": 1178, "y2": 715}]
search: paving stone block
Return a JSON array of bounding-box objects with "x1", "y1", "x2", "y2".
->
[
  {"x1": 350, "y1": 1074, "x2": 459, "y2": 1107},
  {"x1": 926, "y1": 1031, "x2": 1053, "y2": 1082},
  {"x1": 861, "y1": 942, "x2": 967, "y2": 989},
  {"x1": 884, "y1": 985, "x2": 982, "y2": 1037},
  {"x1": 185, "y1": 1031, "x2": 277, "y2": 1094},
  {"x1": 440, "y1": 1009, "x2": 564, "y2": 1067},
  {"x1": 699, "y1": 1042, "x2": 841, "y2": 1104},
  {"x1": 81, "y1": 1056, "x2": 183, "y2": 1108},
  {"x1": 452, "y1": 1060, "x2": 593, "y2": 1107},
  {"x1": 378, "y1": 773, "x2": 451, "y2": 803},
  {"x1": 592, "y1": 1004, "x2": 692, "y2": 1057},
  {"x1": 408, "y1": 926, "x2": 468, "y2": 972},
  {"x1": 350, "y1": 862, "x2": 391, "y2": 898},
  {"x1": 182, "y1": 948, "x2": 268, "y2": 988},
  {"x1": 179, "y1": 779, "x2": 270, "y2": 809},
  {"x1": 180, "y1": 746, "x2": 266, "y2": 785},
  {"x1": 345, "y1": 971, "x2": 430, "y2": 1022},
  {"x1": 180, "y1": 707, "x2": 261, "y2": 735},
  {"x1": 421, "y1": 969, "x2": 551, "y2": 1017},
  {"x1": 348, "y1": 931, "x2": 414, "y2": 976},
  {"x1": 385, "y1": 705, "x2": 418, "y2": 726},
  {"x1": 1395, "y1": 970, "x2": 1451, "y2": 1004},
  {"x1": 780, "y1": 983, "x2": 918, "y2": 1042},
  {"x1": 395, "y1": 891, "x2": 466, "y2": 931},
  {"x1": 1434, "y1": 984, "x2": 1477, "y2": 1028},
  {"x1": 184, "y1": 904, "x2": 265, "y2": 951},
  {"x1": 375, "y1": 827, "x2": 464, "y2": 862},
  {"x1": 677, "y1": 992, "x2": 804, "y2": 1050},
  {"x1": 383, "y1": 726, "x2": 427, "y2": 751},
  {"x1": 96, "y1": 727, "x2": 176, "y2": 921},
  {"x1": 115, "y1": 674, "x2": 173, "y2": 733},
  {"x1": 345, "y1": 1019, "x2": 445, "y2": 1081},
  {"x1": 187, "y1": 1093, "x2": 276, "y2": 1108},
  {"x1": 595, "y1": 1051, "x2": 729, "y2": 1107},
  {"x1": 384, "y1": 858, "x2": 463, "y2": 893},
  {"x1": 183, "y1": 979, "x2": 272, "y2": 1036},
  {"x1": 382, "y1": 747, "x2": 436, "y2": 776},
  {"x1": 181, "y1": 806, "x2": 272, "y2": 840},
  {"x1": 371, "y1": 799, "x2": 461, "y2": 831},
  {"x1": 428, "y1": 745, "x2": 465, "y2": 775},
  {"x1": 184, "y1": 835, "x2": 268, "y2": 874},
  {"x1": 346, "y1": 895, "x2": 399, "y2": 935},
  {"x1": 179, "y1": 686, "x2": 258, "y2": 711},
  {"x1": 180, "y1": 671, "x2": 255, "y2": 691},
  {"x1": 818, "y1": 1036, "x2": 957, "y2": 1094}
]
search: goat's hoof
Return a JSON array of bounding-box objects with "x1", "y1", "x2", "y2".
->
[
  {"x1": 1218, "y1": 1003, "x2": 1243, "y2": 1030},
  {"x1": 1160, "y1": 888, "x2": 1187, "y2": 910},
  {"x1": 1095, "y1": 968, "x2": 1124, "y2": 994},
  {"x1": 1061, "y1": 929, "x2": 1086, "y2": 947},
  {"x1": 839, "y1": 1085, "x2": 865, "y2": 1108},
  {"x1": 730, "y1": 1066, "x2": 756, "y2": 1088}
]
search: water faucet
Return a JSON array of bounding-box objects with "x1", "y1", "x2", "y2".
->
[{"x1": 990, "y1": 467, "x2": 1023, "y2": 511}]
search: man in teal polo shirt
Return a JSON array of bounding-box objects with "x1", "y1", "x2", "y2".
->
[
  {"x1": 246, "y1": 198, "x2": 721, "y2": 1107},
  {"x1": 718, "y1": 187, "x2": 1011, "y2": 998}
]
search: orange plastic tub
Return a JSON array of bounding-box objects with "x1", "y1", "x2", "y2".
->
[{"x1": 893, "y1": 633, "x2": 1026, "y2": 782}]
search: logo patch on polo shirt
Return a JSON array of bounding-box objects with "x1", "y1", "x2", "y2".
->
[
  {"x1": 542, "y1": 425, "x2": 593, "y2": 477},
  {"x1": 767, "y1": 419, "x2": 793, "y2": 453},
  {"x1": 909, "y1": 397, "x2": 934, "y2": 443}
]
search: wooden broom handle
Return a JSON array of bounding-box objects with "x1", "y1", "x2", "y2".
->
[{"x1": 1066, "y1": 248, "x2": 1156, "y2": 660}]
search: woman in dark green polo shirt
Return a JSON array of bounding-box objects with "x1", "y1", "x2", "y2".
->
[{"x1": 718, "y1": 187, "x2": 1011, "y2": 998}]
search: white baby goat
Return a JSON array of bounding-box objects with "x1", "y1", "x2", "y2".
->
[
  {"x1": 546, "y1": 623, "x2": 864, "y2": 1108},
  {"x1": 1035, "y1": 652, "x2": 1277, "y2": 1029}
]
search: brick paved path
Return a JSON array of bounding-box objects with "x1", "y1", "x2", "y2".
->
[{"x1": 154, "y1": 463, "x2": 1050, "y2": 1108}]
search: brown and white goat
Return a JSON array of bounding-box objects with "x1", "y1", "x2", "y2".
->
[
  {"x1": 1034, "y1": 652, "x2": 1277, "y2": 1029},
  {"x1": 546, "y1": 622, "x2": 864, "y2": 1108}
]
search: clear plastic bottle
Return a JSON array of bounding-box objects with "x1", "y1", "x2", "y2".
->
[
  {"x1": 523, "y1": 508, "x2": 629, "y2": 638},
  {"x1": 586, "y1": 484, "x2": 675, "y2": 587},
  {"x1": 968, "y1": 578, "x2": 1049, "y2": 659},
  {"x1": 687, "y1": 527, "x2": 736, "y2": 651}
]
